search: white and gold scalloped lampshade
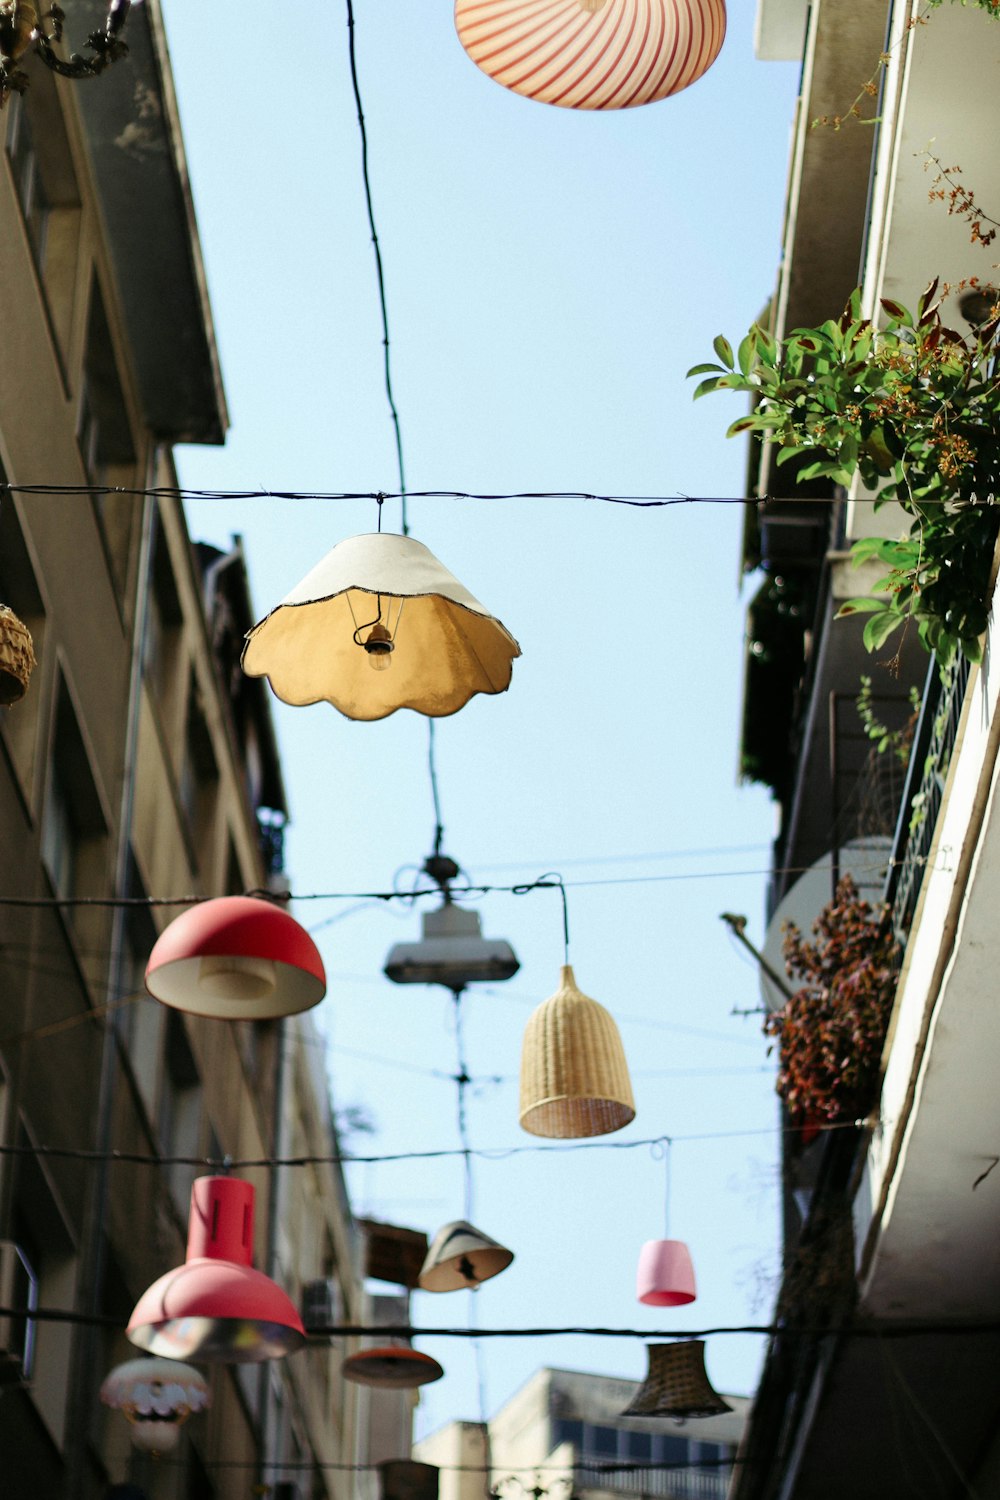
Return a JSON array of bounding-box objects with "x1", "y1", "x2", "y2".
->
[
  {"x1": 454, "y1": 0, "x2": 727, "y2": 110},
  {"x1": 519, "y1": 964, "x2": 635, "y2": 1138},
  {"x1": 242, "y1": 533, "x2": 520, "y2": 721}
]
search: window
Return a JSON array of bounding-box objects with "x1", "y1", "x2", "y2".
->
[
  {"x1": 9, "y1": 1139, "x2": 76, "y2": 1445},
  {"x1": 3, "y1": 68, "x2": 82, "y2": 360},
  {"x1": 5, "y1": 92, "x2": 49, "y2": 264},
  {"x1": 80, "y1": 281, "x2": 137, "y2": 593},
  {"x1": 40, "y1": 680, "x2": 108, "y2": 923},
  {"x1": 158, "y1": 1012, "x2": 203, "y2": 1217},
  {"x1": 0, "y1": 492, "x2": 45, "y2": 802},
  {"x1": 179, "y1": 674, "x2": 219, "y2": 881},
  {"x1": 118, "y1": 862, "x2": 164, "y2": 1126}
]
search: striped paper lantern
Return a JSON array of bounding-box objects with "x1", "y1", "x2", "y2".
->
[{"x1": 454, "y1": 0, "x2": 726, "y2": 110}]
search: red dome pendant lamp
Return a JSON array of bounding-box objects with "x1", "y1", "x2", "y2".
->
[
  {"x1": 636, "y1": 1138, "x2": 696, "y2": 1307},
  {"x1": 127, "y1": 1176, "x2": 306, "y2": 1363},
  {"x1": 145, "y1": 895, "x2": 326, "y2": 1021}
]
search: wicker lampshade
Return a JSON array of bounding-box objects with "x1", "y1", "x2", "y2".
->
[
  {"x1": 621, "y1": 1341, "x2": 732, "y2": 1419},
  {"x1": 454, "y1": 0, "x2": 727, "y2": 111},
  {"x1": 0, "y1": 605, "x2": 36, "y2": 706},
  {"x1": 519, "y1": 964, "x2": 635, "y2": 1138}
]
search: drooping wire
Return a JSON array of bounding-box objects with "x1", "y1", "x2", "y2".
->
[
  {"x1": 514, "y1": 872, "x2": 570, "y2": 964},
  {"x1": 344, "y1": 0, "x2": 408, "y2": 536}
]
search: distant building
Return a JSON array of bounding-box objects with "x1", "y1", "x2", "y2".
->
[{"x1": 416, "y1": 1367, "x2": 748, "y2": 1500}]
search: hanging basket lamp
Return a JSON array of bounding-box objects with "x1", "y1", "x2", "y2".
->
[
  {"x1": 100, "y1": 1357, "x2": 210, "y2": 1453},
  {"x1": 621, "y1": 1341, "x2": 732, "y2": 1419},
  {"x1": 519, "y1": 963, "x2": 635, "y2": 1138},
  {"x1": 341, "y1": 1346, "x2": 444, "y2": 1389},
  {"x1": 454, "y1": 0, "x2": 727, "y2": 111},
  {"x1": 127, "y1": 1176, "x2": 306, "y2": 1363},
  {"x1": 418, "y1": 1219, "x2": 514, "y2": 1292},
  {"x1": 0, "y1": 604, "x2": 36, "y2": 706},
  {"x1": 241, "y1": 532, "x2": 520, "y2": 721},
  {"x1": 145, "y1": 895, "x2": 326, "y2": 1021}
]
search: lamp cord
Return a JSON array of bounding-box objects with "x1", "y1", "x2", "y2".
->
[
  {"x1": 516, "y1": 872, "x2": 570, "y2": 964},
  {"x1": 650, "y1": 1137, "x2": 672, "y2": 1239},
  {"x1": 344, "y1": 0, "x2": 408, "y2": 537}
]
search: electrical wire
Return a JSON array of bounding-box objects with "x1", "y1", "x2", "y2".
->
[
  {"x1": 2, "y1": 483, "x2": 967, "y2": 506},
  {"x1": 0, "y1": 856, "x2": 914, "y2": 910},
  {"x1": 344, "y1": 0, "x2": 408, "y2": 536},
  {"x1": 0, "y1": 1119, "x2": 873, "y2": 1172}
]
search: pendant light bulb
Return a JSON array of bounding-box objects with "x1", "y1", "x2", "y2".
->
[{"x1": 364, "y1": 620, "x2": 394, "y2": 670}]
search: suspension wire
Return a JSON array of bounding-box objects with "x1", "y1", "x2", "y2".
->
[
  {"x1": 450, "y1": 989, "x2": 492, "y2": 1480},
  {"x1": 429, "y1": 719, "x2": 445, "y2": 857},
  {"x1": 344, "y1": 0, "x2": 408, "y2": 536}
]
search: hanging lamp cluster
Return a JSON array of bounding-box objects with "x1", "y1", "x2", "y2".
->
[{"x1": 453, "y1": 0, "x2": 727, "y2": 111}]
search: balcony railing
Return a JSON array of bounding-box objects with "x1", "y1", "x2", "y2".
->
[
  {"x1": 884, "y1": 653, "x2": 971, "y2": 941},
  {"x1": 577, "y1": 1460, "x2": 732, "y2": 1500}
]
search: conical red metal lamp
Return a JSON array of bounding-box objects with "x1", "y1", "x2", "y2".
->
[
  {"x1": 127, "y1": 1176, "x2": 306, "y2": 1363},
  {"x1": 145, "y1": 895, "x2": 326, "y2": 1021}
]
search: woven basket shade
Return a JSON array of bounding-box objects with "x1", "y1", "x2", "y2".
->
[
  {"x1": 621, "y1": 1341, "x2": 732, "y2": 1419},
  {"x1": 0, "y1": 605, "x2": 36, "y2": 706},
  {"x1": 519, "y1": 964, "x2": 635, "y2": 1138},
  {"x1": 454, "y1": 0, "x2": 727, "y2": 111}
]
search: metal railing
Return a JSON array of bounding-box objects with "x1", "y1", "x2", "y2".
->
[
  {"x1": 576, "y1": 1461, "x2": 731, "y2": 1500},
  {"x1": 883, "y1": 653, "x2": 971, "y2": 941}
]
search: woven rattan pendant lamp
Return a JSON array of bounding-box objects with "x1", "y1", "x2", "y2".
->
[
  {"x1": 519, "y1": 877, "x2": 635, "y2": 1138},
  {"x1": 0, "y1": 604, "x2": 36, "y2": 705},
  {"x1": 454, "y1": 0, "x2": 727, "y2": 111},
  {"x1": 242, "y1": 532, "x2": 520, "y2": 721},
  {"x1": 621, "y1": 1341, "x2": 732, "y2": 1419}
]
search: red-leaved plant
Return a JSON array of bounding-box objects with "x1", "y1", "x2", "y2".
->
[{"x1": 764, "y1": 876, "x2": 900, "y2": 1126}]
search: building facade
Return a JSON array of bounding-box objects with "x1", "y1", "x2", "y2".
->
[
  {"x1": 417, "y1": 1367, "x2": 747, "y2": 1500},
  {"x1": 725, "y1": 3, "x2": 1000, "y2": 1496},
  {"x1": 0, "y1": 5, "x2": 380, "y2": 1497}
]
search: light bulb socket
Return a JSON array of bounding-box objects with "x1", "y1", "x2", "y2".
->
[{"x1": 363, "y1": 622, "x2": 394, "y2": 657}]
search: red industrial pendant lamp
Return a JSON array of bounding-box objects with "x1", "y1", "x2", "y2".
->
[
  {"x1": 145, "y1": 895, "x2": 326, "y2": 1021},
  {"x1": 127, "y1": 1176, "x2": 306, "y2": 1363}
]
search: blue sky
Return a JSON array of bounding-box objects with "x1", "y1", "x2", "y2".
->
[{"x1": 164, "y1": 0, "x2": 802, "y2": 1437}]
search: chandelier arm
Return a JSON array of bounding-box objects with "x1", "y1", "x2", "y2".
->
[{"x1": 34, "y1": 0, "x2": 131, "y2": 79}]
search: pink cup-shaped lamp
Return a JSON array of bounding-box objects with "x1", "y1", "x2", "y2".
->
[{"x1": 636, "y1": 1238, "x2": 696, "y2": 1306}]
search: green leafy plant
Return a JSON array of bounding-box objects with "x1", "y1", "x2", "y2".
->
[
  {"x1": 690, "y1": 284, "x2": 1000, "y2": 664},
  {"x1": 856, "y1": 675, "x2": 921, "y2": 764},
  {"x1": 764, "y1": 876, "x2": 900, "y2": 1125}
]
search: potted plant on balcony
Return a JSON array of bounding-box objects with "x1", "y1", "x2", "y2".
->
[
  {"x1": 764, "y1": 876, "x2": 900, "y2": 1134},
  {"x1": 690, "y1": 283, "x2": 1000, "y2": 668}
]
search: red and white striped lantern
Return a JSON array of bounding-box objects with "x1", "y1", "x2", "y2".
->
[{"x1": 454, "y1": 0, "x2": 726, "y2": 110}]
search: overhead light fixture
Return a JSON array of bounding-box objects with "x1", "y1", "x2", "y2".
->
[
  {"x1": 99, "y1": 1357, "x2": 209, "y2": 1454},
  {"x1": 241, "y1": 532, "x2": 520, "y2": 721},
  {"x1": 145, "y1": 895, "x2": 326, "y2": 1021},
  {"x1": 384, "y1": 848, "x2": 519, "y2": 994},
  {"x1": 418, "y1": 1219, "x2": 514, "y2": 1292},
  {"x1": 341, "y1": 1346, "x2": 444, "y2": 1388},
  {"x1": 621, "y1": 1341, "x2": 732, "y2": 1419},
  {"x1": 454, "y1": 0, "x2": 727, "y2": 111},
  {"x1": 0, "y1": 0, "x2": 132, "y2": 105},
  {"x1": 127, "y1": 1176, "x2": 306, "y2": 1363},
  {"x1": 0, "y1": 604, "x2": 36, "y2": 705},
  {"x1": 636, "y1": 1239, "x2": 696, "y2": 1307},
  {"x1": 519, "y1": 964, "x2": 635, "y2": 1138}
]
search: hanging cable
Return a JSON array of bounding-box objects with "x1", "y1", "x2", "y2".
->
[{"x1": 344, "y1": 0, "x2": 408, "y2": 535}]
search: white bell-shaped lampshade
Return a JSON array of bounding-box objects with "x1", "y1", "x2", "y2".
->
[
  {"x1": 100, "y1": 1356, "x2": 210, "y2": 1453},
  {"x1": 418, "y1": 1219, "x2": 514, "y2": 1291},
  {"x1": 454, "y1": 0, "x2": 727, "y2": 110},
  {"x1": 242, "y1": 533, "x2": 521, "y2": 721}
]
